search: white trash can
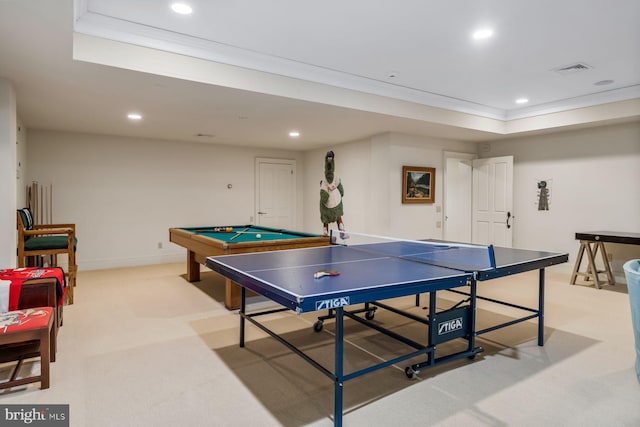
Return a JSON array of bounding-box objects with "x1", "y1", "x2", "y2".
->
[{"x1": 623, "y1": 259, "x2": 640, "y2": 383}]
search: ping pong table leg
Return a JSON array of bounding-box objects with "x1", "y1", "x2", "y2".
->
[
  {"x1": 240, "y1": 286, "x2": 246, "y2": 348},
  {"x1": 538, "y1": 268, "x2": 545, "y2": 346},
  {"x1": 428, "y1": 291, "x2": 437, "y2": 349},
  {"x1": 334, "y1": 307, "x2": 344, "y2": 426},
  {"x1": 469, "y1": 278, "x2": 477, "y2": 353}
]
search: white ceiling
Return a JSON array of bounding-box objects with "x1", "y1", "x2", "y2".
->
[{"x1": 1, "y1": 0, "x2": 639, "y2": 150}]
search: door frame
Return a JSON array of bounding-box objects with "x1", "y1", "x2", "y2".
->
[
  {"x1": 472, "y1": 155, "x2": 514, "y2": 247},
  {"x1": 254, "y1": 157, "x2": 297, "y2": 228},
  {"x1": 443, "y1": 151, "x2": 476, "y2": 242},
  {"x1": 443, "y1": 152, "x2": 514, "y2": 246}
]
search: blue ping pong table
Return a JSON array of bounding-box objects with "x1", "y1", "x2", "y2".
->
[{"x1": 205, "y1": 237, "x2": 568, "y2": 426}]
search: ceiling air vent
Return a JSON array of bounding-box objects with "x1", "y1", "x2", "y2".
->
[{"x1": 552, "y1": 62, "x2": 593, "y2": 75}]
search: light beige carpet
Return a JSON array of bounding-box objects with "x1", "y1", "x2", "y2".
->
[{"x1": 0, "y1": 264, "x2": 638, "y2": 426}]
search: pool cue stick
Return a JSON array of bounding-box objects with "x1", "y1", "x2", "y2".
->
[
  {"x1": 36, "y1": 182, "x2": 40, "y2": 223},
  {"x1": 49, "y1": 184, "x2": 51, "y2": 222},
  {"x1": 208, "y1": 229, "x2": 283, "y2": 235},
  {"x1": 34, "y1": 181, "x2": 39, "y2": 223},
  {"x1": 229, "y1": 227, "x2": 250, "y2": 241},
  {"x1": 35, "y1": 182, "x2": 39, "y2": 222},
  {"x1": 44, "y1": 186, "x2": 47, "y2": 224},
  {"x1": 31, "y1": 182, "x2": 35, "y2": 222},
  {"x1": 38, "y1": 182, "x2": 40, "y2": 221},
  {"x1": 231, "y1": 231, "x2": 283, "y2": 235}
]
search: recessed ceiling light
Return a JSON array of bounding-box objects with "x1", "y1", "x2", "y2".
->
[
  {"x1": 472, "y1": 28, "x2": 493, "y2": 40},
  {"x1": 171, "y1": 3, "x2": 192, "y2": 15},
  {"x1": 289, "y1": 131, "x2": 300, "y2": 138},
  {"x1": 515, "y1": 98, "x2": 529, "y2": 104},
  {"x1": 127, "y1": 113, "x2": 142, "y2": 120}
]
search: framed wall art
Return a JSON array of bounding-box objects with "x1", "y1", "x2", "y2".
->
[{"x1": 402, "y1": 166, "x2": 435, "y2": 204}]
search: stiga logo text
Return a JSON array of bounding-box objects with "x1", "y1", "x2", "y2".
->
[
  {"x1": 438, "y1": 317, "x2": 464, "y2": 335},
  {"x1": 316, "y1": 297, "x2": 350, "y2": 310},
  {"x1": 1, "y1": 405, "x2": 69, "y2": 426}
]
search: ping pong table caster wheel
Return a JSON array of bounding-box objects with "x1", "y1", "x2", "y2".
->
[
  {"x1": 404, "y1": 366, "x2": 419, "y2": 379},
  {"x1": 313, "y1": 320, "x2": 324, "y2": 332},
  {"x1": 365, "y1": 310, "x2": 375, "y2": 320}
]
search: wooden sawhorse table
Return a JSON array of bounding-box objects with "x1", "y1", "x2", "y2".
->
[{"x1": 571, "y1": 231, "x2": 640, "y2": 289}]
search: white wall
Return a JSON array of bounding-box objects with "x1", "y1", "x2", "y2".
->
[
  {"x1": 16, "y1": 119, "x2": 27, "y2": 209},
  {"x1": 21, "y1": 122, "x2": 640, "y2": 277},
  {"x1": 302, "y1": 132, "x2": 478, "y2": 239},
  {"x1": 0, "y1": 78, "x2": 17, "y2": 268},
  {"x1": 387, "y1": 133, "x2": 477, "y2": 239},
  {"x1": 301, "y1": 123, "x2": 640, "y2": 279},
  {"x1": 27, "y1": 130, "x2": 306, "y2": 270},
  {"x1": 483, "y1": 121, "x2": 640, "y2": 276}
]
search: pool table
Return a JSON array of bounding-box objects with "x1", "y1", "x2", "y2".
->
[{"x1": 169, "y1": 225, "x2": 330, "y2": 309}]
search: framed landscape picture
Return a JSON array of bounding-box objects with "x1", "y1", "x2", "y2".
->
[{"x1": 402, "y1": 166, "x2": 435, "y2": 204}]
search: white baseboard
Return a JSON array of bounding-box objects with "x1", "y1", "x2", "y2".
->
[{"x1": 64, "y1": 252, "x2": 184, "y2": 271}]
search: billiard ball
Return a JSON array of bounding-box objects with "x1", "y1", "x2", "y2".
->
[{"x1": 256, "y1": 233, "x2": 262, "y2": 239}]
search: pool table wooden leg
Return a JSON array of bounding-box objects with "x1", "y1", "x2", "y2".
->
[
  {"x1": 225, "y1": 279, "x2": 241, "y2": 310},
  {"x1": 187, "y1": 250, "x2": 201, "y2": 282}
]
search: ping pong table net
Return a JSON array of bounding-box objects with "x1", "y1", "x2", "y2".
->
[{"x1": 329, "y1": 231, "x2": 496, "y2": 272}]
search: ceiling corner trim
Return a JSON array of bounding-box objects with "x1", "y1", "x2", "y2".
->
[
  {"x1": 504, "y1": 98, "x2": 640, "y2": 135},
  {"x1": 505, "y1": 85, "x2": 640, "y2": 121},
  {"x1": 73, "y1": 11, "x2": 508, "y2": 121},
  {"x1": 73, "y1": 0, "x2": 89, "y2": 23},
  {"x1": 72, "y1": 32, "x2": 507, "y2": 136}
]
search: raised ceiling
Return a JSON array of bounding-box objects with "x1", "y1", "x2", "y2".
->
[{"x1": 1, "y1": 0, "x2": 639, "y2": 149}]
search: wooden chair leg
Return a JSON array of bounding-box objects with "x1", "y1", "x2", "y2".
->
[
  {"x1": 9, "y1": 358, "x2": 25, "y2": 382},
  {"x1": 40, "y1": 325, "x2": 51, "y2": 389},
  {"x1": 50, "y1": 312, "x2": 57, "y2": 363},
  {"x1": 66, "y1": 267, "x2": 75, "y2": 305}
]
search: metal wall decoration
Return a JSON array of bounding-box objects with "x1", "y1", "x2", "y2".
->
[{"x1": 536, "y1": 179, "x2": 552, "y2": 211}]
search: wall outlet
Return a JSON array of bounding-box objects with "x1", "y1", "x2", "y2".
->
[
  {"x1": 436, "y1": 221, "x2": 442, "y2": 228},
  {"x1": 157, "y1": 242, "x2": 163, "y2": 249}
]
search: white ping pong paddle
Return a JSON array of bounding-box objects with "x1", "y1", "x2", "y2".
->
[{"x1": 314, "y1": 270, "x2": 340, "y2": 279}]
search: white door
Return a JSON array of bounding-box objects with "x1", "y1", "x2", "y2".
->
[
  {"x1": 255, "y1": 158, "x2": 296, "y2": 229},
  {"x1": 472, "y1": 156, "x2": 514, "y2": 247},
  {"x1": 443, "y1": 152, "x2": 475, "y2": 243}
]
